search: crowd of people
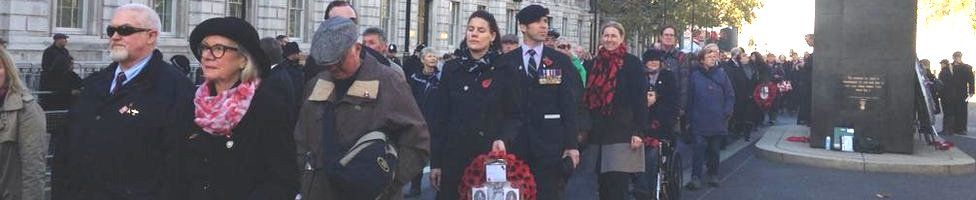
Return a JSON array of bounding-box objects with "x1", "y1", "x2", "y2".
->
[{"x1": 0, "y1": 1, "x2": 971, "y2": 200}]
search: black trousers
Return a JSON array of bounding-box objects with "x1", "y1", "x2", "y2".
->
[
  {"x1": 530, "y1": 163, "x2": 567, "y2": 200},
  {"x1": 943, "y1": 97, "x2": 969, "y2": 133},
  {"x1": 598, "y1": 172, "x2": 631, "y2": 200}
]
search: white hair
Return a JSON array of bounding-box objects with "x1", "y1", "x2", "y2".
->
[{"x1": 115, "y1": 3, "x2": 162, "y2": 31}]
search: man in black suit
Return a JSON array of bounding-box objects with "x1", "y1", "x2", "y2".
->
[
  {"x1": 52, "y1": 4, "x2": 194, "y2": 199},
  {"x1": 498, "y1": 5, "x2": 581, "y2": 200},
  {"x1": 940, "y1": 52, "x2": 974, "y2": 135}
]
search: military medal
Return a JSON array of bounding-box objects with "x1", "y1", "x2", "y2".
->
[
  {"x1": 463, "y1": 85, "x2": 469, "y2": 91},
  {"x1": 226, "y1": 140, "x2": 234, "y2": 149}
]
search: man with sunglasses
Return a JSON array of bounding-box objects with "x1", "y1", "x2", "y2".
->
[{"x1": 52, "y1": 3, "x2": 194, "y2": 199}]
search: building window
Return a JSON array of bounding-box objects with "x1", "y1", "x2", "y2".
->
[
  {"x1": 56, "y1": 0, "x2": 85, "y2": 29},
  {"x1": 477, "y1": 5, "x2": 486, "y2": 11},
  {"x1": 287, "y1": 0, "x2": 304, "y2": 38},
  {"x1": 380, "y1": 0, "x2": 391, "y2": 34},
  {"x1": 562, "y1": 17, "x2": 568, "y2": 34},
  {"x1": 578, "y1": 19, "x2": 584, "y2": 44},
  {"x1": 507, "y1": 9, "x2": 517, "y2": 34},
  {"x1": 153, "y1": 0, "x2": 175, "y2": 32},
  {"x1": 449, "y1": 1, "x2": 461, "y2": 44},
  {"x1": 227, "y1": 0, "x2": 245, "y2": 19}
]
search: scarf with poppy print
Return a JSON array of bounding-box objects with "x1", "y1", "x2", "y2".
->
[
  {"x1": 193, "y1": 79, "x2": 260, "y2": 137},
  {"x1": 585, "y1": 46, "x2": 628, "y2": 115}
]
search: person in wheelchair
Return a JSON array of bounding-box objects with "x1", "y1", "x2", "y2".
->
[{"x1": 634, "y1": 49, "x2": 681, "y2": 199}]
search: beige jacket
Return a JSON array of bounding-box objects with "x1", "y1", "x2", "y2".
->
[
  {"x1": 295, "y1": 54, "x2": 429, "y2": 200},
  {"x1": 0, "y1": 89, "x2": 48, "y2": 200}
]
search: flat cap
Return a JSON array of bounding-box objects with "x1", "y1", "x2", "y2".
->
[
  {"x1": 517, "y1": 5, "x2": 549, "y2": 25},
  {"x1": 53, "y1": 33, "x2": 69, "y2": 40},
  {"x1": 310, "y1": 17, "x2": 359, "y2": 66}
]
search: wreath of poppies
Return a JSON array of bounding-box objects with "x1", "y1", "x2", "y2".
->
[
  {"x1": 458, "y1": 151, "x2": 537, "y2": 200},
  {"x1": 753, "y1": 82, "x2": 780, "y2": 111}
]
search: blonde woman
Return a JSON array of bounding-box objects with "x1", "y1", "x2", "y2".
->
[{"x1": 0, "y1": 47, "x2": 48, "y2": 200}]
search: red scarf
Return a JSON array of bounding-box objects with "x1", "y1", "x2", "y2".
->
[
  {"x1": 193, "y1": 79, "x2": 260, "y2": 137},
  {"x1": 585, "y1": 46, "x2": 628, "y2": 115}
]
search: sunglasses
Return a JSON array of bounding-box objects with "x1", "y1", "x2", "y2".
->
[{"x1": 106, "y1": 25, "x2": 151, "y2": 37}]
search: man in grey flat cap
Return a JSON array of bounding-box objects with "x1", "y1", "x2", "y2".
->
[{"x1": 293, "y1": 17, "x2": 429, "y2": 200}]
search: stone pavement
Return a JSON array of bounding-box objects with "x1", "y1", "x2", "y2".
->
[{"x1": 756, "y1": 125, "x2": 975, "y2": 175}]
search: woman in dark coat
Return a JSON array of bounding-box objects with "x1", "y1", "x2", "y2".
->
[
  {"x1": 404, "y1": 47, "x2": 440, "y2": 197},
  {"x1": 685, "y1": 48, "x2": 734, "y2": 190},
  {"x1": 39, "y1": 55, "x2": 82, "y2": 111},
  {"x1": 178, "y1": 17, "x2": 299, "y2": 199},
  {"x1": 429, "y1": 11, "x2": 522, "y2": 200},
  {"x1": 581, "y1": 21, "x2": 648, "y2": 200}
]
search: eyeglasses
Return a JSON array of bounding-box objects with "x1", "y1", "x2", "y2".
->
[
  {"x1": 198, "y1": 44, "x2": 240, "y2": 59},
  {"x1": 106, "y1": 25, "x2": 151, "y2": 37}
]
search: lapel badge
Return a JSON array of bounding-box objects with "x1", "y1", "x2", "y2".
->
[{"x1": 119, "y1": 103, "x2": 140, "y2": 116}]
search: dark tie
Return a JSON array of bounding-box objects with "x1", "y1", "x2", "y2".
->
[
  {"x1": 527, "y1": 49, "x2": 538, "y2": 78},
  {"x1": 112, "y1": 72, "x2": 127, "y2": 94}
]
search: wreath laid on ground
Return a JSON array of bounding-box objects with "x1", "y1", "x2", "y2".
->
[{"x1": 459, "y1": 151, "x2": 537, "y2": 200}]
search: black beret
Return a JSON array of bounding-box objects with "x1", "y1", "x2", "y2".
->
[
  {"x1": 283, "y1": 42, "x2": 301, "y2": 56},
  {"x1": 642, "y1": 49, "x2": 665, "y2": 63},
  {"x1": 189, "y1": 17, "x2": 270, "y2": 78},
  {"x1": 517, "y1": 5, "x2": 549, "y2": 25}
]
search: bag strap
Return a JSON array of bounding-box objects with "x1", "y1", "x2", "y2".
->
[{"x1": 339, "y1": 131, "x2": 398, "y2": 166}]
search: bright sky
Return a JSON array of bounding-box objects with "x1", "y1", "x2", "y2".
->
[
  {"x1": 737, "y1": 0, "x2": 815, "y2": 56},
  {"x1": 737, "y1": 0, "x2": 976, "y2": 64}
]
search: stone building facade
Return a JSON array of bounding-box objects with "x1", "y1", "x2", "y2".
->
[{"x1": 0, "y1": 0, "x2": 595, "y2": 69}]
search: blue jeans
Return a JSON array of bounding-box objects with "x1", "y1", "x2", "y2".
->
[
  {"x1": 633, "y1": 146, "x2": 660, "y2": 195},
  {"x1": 691, "y1": 135, "x2": 723, "y2": 178}
]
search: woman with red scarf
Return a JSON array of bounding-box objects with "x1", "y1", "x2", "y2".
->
[
  {"x1": 177, "y1": 17, "x2": 299, "y2": 199},
  {"x1": 581, "y1": 21, "x2": 649, "y2": 200}
]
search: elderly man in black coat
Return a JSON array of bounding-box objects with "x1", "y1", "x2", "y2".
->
[{"x1": 51, "y1": 4, "x2": 194, "y2": 199}]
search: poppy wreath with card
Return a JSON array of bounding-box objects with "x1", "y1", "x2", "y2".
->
[
  {"x1": 459, "y1": 151, "x2": 537, "y2": 200},
  {"x1": 752, "y1": 82, "x2": 780, "y2": 111}
]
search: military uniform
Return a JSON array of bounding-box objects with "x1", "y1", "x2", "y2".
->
[{"x1": 499, "y1": 45, "x2": 581, "y2": 200}]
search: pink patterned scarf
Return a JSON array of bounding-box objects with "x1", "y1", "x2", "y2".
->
[{"x1": 194, "y1": 79, "x2": 260, "y2": 137}]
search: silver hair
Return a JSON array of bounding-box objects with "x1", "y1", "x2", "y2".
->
[
  {"x1": 115, "y1": 3, "x2": 162, "y2": 31},
  {"x1": 420, "y1": 47, "x2": 437, "y2": 58}
]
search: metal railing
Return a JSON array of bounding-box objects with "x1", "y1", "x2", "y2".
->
[{"x1": 16, "y1": 62, "x2": 201, "y2": 91}]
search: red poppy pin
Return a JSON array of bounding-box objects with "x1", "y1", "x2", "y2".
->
[
  {"x1": 542, "y1": 57, "x2": 554, "y2": 68},
  {"x1": 481, "y1": 78, "x2": 492, "y2": 89},
  {"x1": 650, "y1": 120, "x2": 661, "y2": 130}
]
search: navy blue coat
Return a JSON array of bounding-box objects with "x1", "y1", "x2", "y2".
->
[
  {"x1": 53, "y1": 50, "x2": 194, "y2": 199},
  {"x1": 430, "y1": 55, "x2": 522, "y2": 169},
  {"x1": 647, "y1": 69, "x2": 679, "y2": 140},
  {"x1": 500, "y1": 46, "x2": 580, "y2": 165},
  {"x1": 687, "y1": 65, "x2": 735, "y2": 136}
]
